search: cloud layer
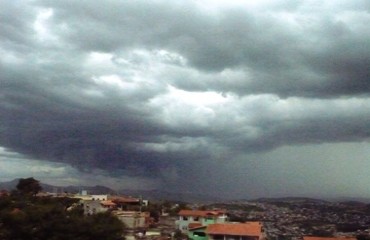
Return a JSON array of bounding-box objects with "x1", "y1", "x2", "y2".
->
[{"x1": 1, "y1": 0, "x2": 370, "y2": 198}]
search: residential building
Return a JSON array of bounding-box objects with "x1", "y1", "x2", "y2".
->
[
  {"x1": 72, "y1": 193, "x2": 108, "y2": 201},
  {"x1": 177, "y1": 210, "x2": 228, "y2": 233},
  {"x1": 100, "y1": 200, "x2": 117, "y2": 209},
  {"x1": 109, "y1": 195, "x2": 146, "y2": 210},
  {"x1": 91, "y1": 194, "x2": 108, "y2": 200},
  {"x1": 207, "y1": 222, "x2": 264, "y2": 240},
  {"x1": 188, "y1": 222, "x2": 264, "y2": 240},
  {"x1": 112, "y1": 210, "x2": 151, "y2": 229},
  {"x1": 83, "y1": 199, "x2": 116, "y2": 215},
  {"x1": 188, "y1": 225, "x2": 208, "y2": 240}
]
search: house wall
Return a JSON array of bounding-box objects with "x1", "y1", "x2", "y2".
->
[
  {"x1": 177, "y1": 215, "x2": 202, "y2": 232},
  {"x1": 201, "y1": 216, "x2": 228, "y2": 225},
  {"x1": 188, "y1": 228, "x2": 208, "y2": 240},
  {"x1": 74, "y1": 194, "x2": 94, "y2": 201},
  {"x1": 177, "y1": 214, "x2": 228, "y2": 233},
  {"x1": 91, "y1": 195, "x2": 108, "y2": 200},
  {"x1": 83, "y1": 200, "x2": 109, "y2": 215},
  {"x1": 114, "y1": 211, "x2": 147, "y2": 229},
  {"x1": 117, "y1": 215, "x2": 145, "y2": 229}
]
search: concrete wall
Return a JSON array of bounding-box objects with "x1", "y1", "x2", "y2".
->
[
  {"x1": 83, "y1": 200, "x2": 109, "y2": 215},
  {"x1": 113, "y1": 211, "x2": 147, "y2": 229}
]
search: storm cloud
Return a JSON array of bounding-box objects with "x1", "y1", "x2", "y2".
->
[{"x1": 1, "y1": 0, "x2": 370, "y2": 198}]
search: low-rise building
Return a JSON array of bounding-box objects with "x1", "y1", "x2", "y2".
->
[
  {"x1": 72, "y1": 193, "x2": 108, "y2": 201},
  {"x1": 188, "y1": 222, "x2": 264, "y2": 240},
  {"x1": 91, "y1": 194, "x2": 108, "y2": 201},
  {"x1": 177, "y1": 210, "x2": 228, "y2": 233},
  {"x1": 110, "y1": 195, "x2": 146, "y2": 210},
  {"x1": 207, "y1": 222, "x2": 264, "y2": 240},
  {"x1": 112, "y1": 210, "x2": 151, "y2": 229},
  {"x1": 83, "y1": 199, "x2": 116, "y2": 215},
  {"x1": 188, "y1": 225, "x2": 208, "y2": 240}
]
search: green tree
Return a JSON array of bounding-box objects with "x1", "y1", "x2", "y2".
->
[
  {"x1": 0, "y1": 194, "x2": 125, "y2": 240},
  {"x1": 16, "y1": 177, "x2": 42, "y2": 196}
]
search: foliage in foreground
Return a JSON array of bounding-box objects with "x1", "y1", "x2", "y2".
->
[{"x1": 0, "y1": 194, "x2": 125, "y2": 240}]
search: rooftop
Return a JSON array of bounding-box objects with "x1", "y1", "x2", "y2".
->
[
  {"x1": 100, "y1": 200, "x2": 117, "y2": 206},
  {"x1": 206, "y1": 222, "x2": 262, "y2": 236}
]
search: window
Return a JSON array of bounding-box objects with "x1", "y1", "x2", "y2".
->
[
  {"x1": 194, "y1": 217, "x2": 199, "y2": 221},
  {"x1": 226, "y1": 236, "x2": 238, "y2": 240},
  {"x1": 194, "y1": 232, "x2": 206, "y2": 237},
  {"x1": 183, "y1": 216, "x2": 188, "y2": 221},
  {"x1": 213, "y1": 235, "x2": 224, "y2": 240}
]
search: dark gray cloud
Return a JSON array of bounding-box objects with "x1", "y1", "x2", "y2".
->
[
  {"x1": 1, "y1": 0, "x2": 370, "y2": 197},
  {"x1": 36, "y1": 0, "x2": 370, "y2": 97}
]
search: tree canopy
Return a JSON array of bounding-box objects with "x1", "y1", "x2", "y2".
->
[
  {"x1": 0, "y1": 179, "x2": 125, "y2": 240},
  {"x1": 16, "y1": 177, "x2": 42, "y2": 195}
]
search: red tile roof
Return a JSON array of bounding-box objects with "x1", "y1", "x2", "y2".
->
[
  {"x1": 101, "y1": 200, "x2": 117, "y2": 206},
  {"x1": 178, "y1": 210, "x2": 226, "y2": 217},
  {"x1": 188, "y1": 223, "x2": 204, "y2": 230},
  {"x1": 206, "y1": 223, "x2": 262, "y2": 237}
]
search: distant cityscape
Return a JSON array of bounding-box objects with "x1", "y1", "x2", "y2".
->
[{"x1": 1, "y1": 179, "x2": 370, "y2": 240}]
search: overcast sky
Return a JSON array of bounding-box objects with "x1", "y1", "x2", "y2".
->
[{"x1": 1, "y1": 0, "x2": 370, "y2": 199}]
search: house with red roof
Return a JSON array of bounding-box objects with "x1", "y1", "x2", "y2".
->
[
  {"x1": 188, "y1": 222, "x2": 264, "y2": 240},
  {"x1": 176, "y1": 210, "x2": 228, "y2": 233},
  {"x1": 207, "y1": 222, "x2": 264, "y2": 240},
  {"x1": 109, "y1": 195, "x2": 147, "y2": 210},
  {"x1": 83, "y1": 200, "x2": 117, "y2": 215}
]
